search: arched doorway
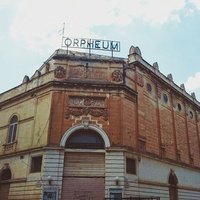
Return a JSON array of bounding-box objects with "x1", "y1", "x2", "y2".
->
[
  {"x1": 61, "y1": 124, "x2": 110, "y2": 200},
  {"x1": 168, "y1": 170, "x2": 178, "y2": 200},
  {"x1": 0, "y1": 165, "x2": 11, "y2": 200}
]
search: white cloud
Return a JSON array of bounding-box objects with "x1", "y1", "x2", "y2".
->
[
  {"x1": 0, "y1": 0, "x2": 13, "y2": 6},
  {"x1": 189, "y1": 0, "x2": 200, "y2": 10},
  {"x1": 9, "y1": 0, "x2": 193, "y2": 52},
  {"x1": 132, "y1": 0, "x2": 185, "y2": 24},
  {"x1": 185, "y1": 72, "x2": 200, "y2": 91}
]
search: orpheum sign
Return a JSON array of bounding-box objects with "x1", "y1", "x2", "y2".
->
[{"x1": 62, "y1": 37, "x2": 120, "y2": 52}]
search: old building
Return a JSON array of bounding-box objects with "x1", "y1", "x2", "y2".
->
[{"x1": 0, "y1": 46, "x2": 200, "y2": 200}]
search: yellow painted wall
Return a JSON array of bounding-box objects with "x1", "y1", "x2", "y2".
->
[
  {"x1": 0, "y1": 153, "x2": 43, "y2": 199},
  {"x1": 0, "y1": 92, "x2": 52, "y2": 155},
  {"x1": 32, "y1": 93, "x2": 51, "y2": 147}
]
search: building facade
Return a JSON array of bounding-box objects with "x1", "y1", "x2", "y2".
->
[{"x1": 0, "y1": 46, "x2": 200, "y2": 200}]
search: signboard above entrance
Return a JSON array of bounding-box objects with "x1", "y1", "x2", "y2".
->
[{"x1": 62, "y1": 37, "x2": 120, "y2": 52}]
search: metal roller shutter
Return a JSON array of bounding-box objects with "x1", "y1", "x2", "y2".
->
[
  {"x1": 64, "y1": 152, "x2": 105, "y2": 177},
  {"x1": 62, "y1": 152, "x2": 105, "y2": 200},
  {"x1": 62, "y1": 177, "x2": 105, "y2": 200}
]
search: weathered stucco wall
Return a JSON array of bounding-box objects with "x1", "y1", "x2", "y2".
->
[{"x1": 0, "y1": 92, "x2": 51, "y2": 155}]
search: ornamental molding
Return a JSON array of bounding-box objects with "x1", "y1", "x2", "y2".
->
[
  {"x1": 69, "y1": 66, "x2": 107, "y2": 80},
  {"x1": 65, "y1": 107, "x2": 108, "y2": 121},
  {"x1": 111, "y1": 70, "x2": 123, "y2": 82},
  {"x1": 54, "y1": 66, "x2": 66, "y2": 79},
  {"x1": 65, "y1": 96, "x2": 108, "y2": 121},
  {"x1": 60, "y1": 123, "x2": 111, "y2": 147},
  {"x1": 69, "y1": 96, "x2": 105, "y2": 107}
]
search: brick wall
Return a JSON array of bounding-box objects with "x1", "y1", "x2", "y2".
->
[{"x1": 48, "y1": 55, "x2": 200, "y2": 169}]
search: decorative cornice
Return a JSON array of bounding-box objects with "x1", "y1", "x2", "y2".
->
[{"x1": 0, "y1": 81, "x2": 137, "y2": 108}]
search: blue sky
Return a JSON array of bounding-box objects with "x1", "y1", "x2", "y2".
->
[{"x1": 1, "y1": 0, "x2": 200, "y2": 100}]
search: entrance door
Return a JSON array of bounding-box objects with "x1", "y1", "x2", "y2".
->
[
  {"x1": 62, "y1": 152, "x2": 105, "y2": 200},
  {"x1": 0, "y1": 166, "x2": 11, "y2": 200},
  {"x1": 0, "y1": 183, "x2": 10, "y2": 200}
]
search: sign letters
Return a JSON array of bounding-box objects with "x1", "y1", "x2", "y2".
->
[{"x1": 62, "y1": 37, "x2": 120, "y2": 52}]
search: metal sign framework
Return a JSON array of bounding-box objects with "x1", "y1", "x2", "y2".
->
[{"x1": 62, "y1": 37, "x2": 120, "y2": 57}]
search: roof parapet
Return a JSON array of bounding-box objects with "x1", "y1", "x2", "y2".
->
[
  {"x1": 128, "y1": 46, "x2": 142, "y2": 63},
  {"x1": 180, "y1": 84, "x2": 185, "y2": 91},
  {"x1": 127, "y1": 45, "x2": 200, "y2": 105},
  {"x1": 191, "y1": 92, "x2": 196, "y2": 99},
  {"x1": 167, "y1": 73, "x2": 173, "y2": 82},
  {"x1": 22, "y1": 75, "x2": 29, "y2": 83},
  {"x1": 153, "y1": 62, "x2": 159, "y2": 71},
  {"x1": 32, "y1": 70, "x2": 41, "y2": 79}
]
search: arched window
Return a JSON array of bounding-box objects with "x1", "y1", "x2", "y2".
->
[
  {"x1": 65, "y1": 129, "x2": 105, "y2": 149},
  {"x1": 168, "y1": 171, "x2": 178, "y2": 200},
  {"x1": 1, "y1": 168, "x2": 11, "y2": 181},
  {"x1": 7, "y1": 115, "x2": 18, "y2": 143}
]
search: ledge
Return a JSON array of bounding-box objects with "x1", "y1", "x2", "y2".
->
[{"x1": 0, "y1": 178, "x2": 27, "y2": 184}]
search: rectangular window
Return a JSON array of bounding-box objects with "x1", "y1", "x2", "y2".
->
[
  {"x1": 139, "y1": 139, "x2": 146, "y2": 153},
  {"x1": 190, "y1": 154, "x2": 194, "y2": 165},
  {"x1": 176, "y1": 150, "x2": 181, "y2": 162},
  {"x1": 30, "y1": 156, "x2": 43, "y2": 173},
  {"x1": 126, "y1": 157, "x2": 136, "y2": 175},
  {"x1": 161, "y1": 145, "x2": 166, "y2": 158}
]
